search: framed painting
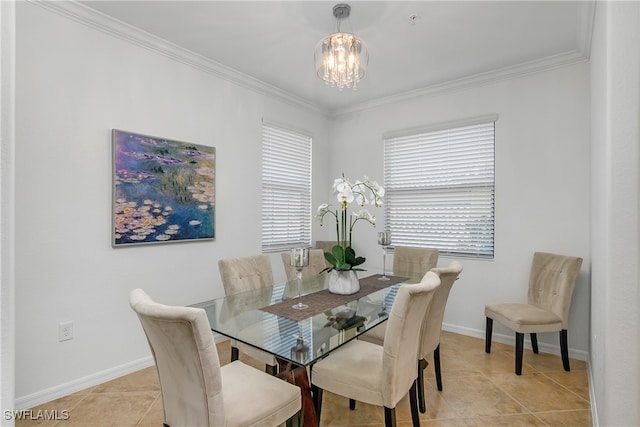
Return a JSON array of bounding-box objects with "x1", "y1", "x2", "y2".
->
[{"x1": 112, "y1": 129, "x2": 215, "y2": 246}]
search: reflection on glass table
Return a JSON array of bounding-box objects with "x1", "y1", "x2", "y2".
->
[{"x1": 193, "y1": 270, "x2": 420, "y2": 367}]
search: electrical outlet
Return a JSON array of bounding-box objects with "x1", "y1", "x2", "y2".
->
[{"x1": 58, "y1": 321, "x2": 73, "y2": 342}]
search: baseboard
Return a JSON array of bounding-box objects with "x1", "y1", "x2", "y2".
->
[
  {"x1": 442, "y1": 322, "x2": 589, "y2": 361},
  {"x1": 15, "y1": 356, "x2": 155, "y2": 411},
  {"x1": 15, "y1": 334, "x2": 230, "y2": 410},
  {"x1": 587, "y1": 358, "x2": 598, "y2": 426}
]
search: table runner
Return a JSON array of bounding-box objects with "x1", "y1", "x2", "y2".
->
[{"x1": 260, "y1": 274, "x2": 408, "y2": 321}]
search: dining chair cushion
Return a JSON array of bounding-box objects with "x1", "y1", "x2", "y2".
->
[
  {"x1": 221, "y1": 360, "x2": 302, "y2": 427},
  {"x1": 484, "y1": 303, "x2": 562, "y2": 333}
]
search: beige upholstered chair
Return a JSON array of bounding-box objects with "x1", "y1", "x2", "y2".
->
[
  {"x1": 360, "y1": 261, "x2": 463, "y2": 412},
  {"x1": 129, "y1": 288, "x2": 301, "y2": 427},
  {"x1": 315, "y1": 240, "x2": 338, "y2": 268},
  {"x1": 218, "y1": 255, "x2": 278, "y2": 374},
  {"x1": 311, "y1": 272, "x2": 441, "y2": 427},
  {"x1": 485, "y1": 252, "x2": 583, "y2": 375},
  {"x1": 281, "y1": 248, "x2": 327, "y2": 282},
  {"x1": 392, "y1": 246, "x2": 439, "y2": 279}
]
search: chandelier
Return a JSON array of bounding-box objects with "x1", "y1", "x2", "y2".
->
[{"x1": 314, "y1": 3, "x2": 368, "y2": 90}]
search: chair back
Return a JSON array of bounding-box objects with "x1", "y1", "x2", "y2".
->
[
  {"x1": 382, "y1": 271, "x2": 440, "y2": 408},
  {"x1": 129, "y1": 288, "x2": 224, "y2": 427},
  {"x1": 527, "y1": 252, "x2": 583, "y2": 328},
  {"x1": 393, "y1": 246, "x2": 439, "y2": 277},
  {"x1": 281, "y1": 249, "x2": 327, "y2": 282},
  {"x1": 218, "y1": 255, "x2": 274, "y2": 296},
  {"x1": 315, "y1": 241, "x2": 338, "y2": 268},
  {"x1": 420, "y1": 261, "x2": 463, "y2": 358}
]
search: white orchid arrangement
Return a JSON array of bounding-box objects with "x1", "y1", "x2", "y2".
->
[{"x1": 316, "y1": 174, "x2": 385, "y2": 271}]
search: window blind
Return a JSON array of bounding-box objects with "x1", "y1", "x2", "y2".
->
[
  {"x1": 261, "y1": 123, "x2": 312, "y2": 252},
  {"x1": 383, "y1": 120, "x2": 495, "y2": 259}
]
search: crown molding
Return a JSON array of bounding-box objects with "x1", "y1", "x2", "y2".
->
[
  {"x1": 29, "y1": 0, "x2": 328, "y2": 116},
  {"x1": 330, "y1": 48, "x2": 589, "y2": 118}
]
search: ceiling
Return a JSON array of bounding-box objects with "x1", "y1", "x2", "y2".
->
[{"x1": 77, "y1": 1, "x2": 593, "y2": 113}]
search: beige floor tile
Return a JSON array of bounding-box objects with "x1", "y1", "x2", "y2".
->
[
  {"x1": 489, "y1": 372, "x2": 590, "y2": 413},
  {"x1": 14, "y1": 392, "x2": 86, "y2": 427},
  {"x1": 91, "y1": 367, "x2": 159, "y2": 393},
  {"x1": 439, "y1": 374, "x2": 528, "y2": 418},
  {"x1": 460, "y1": 413, "x2": 548, "y2": 426},
  {"x1": 542, "y1": 370, "x2": 591, "y2": 401},
  {"x1": 533, "y1": 409, "x2": 593, "y2": 426},
  {"x1": 317, "y1": 391, "x2": 384, "y2": 426},
  {"x1": 61, "y1": 392, "x2": 158, "y2": 426},
  {"x1": 135, "y1": 394, "x2": 164, "y2": 427}
]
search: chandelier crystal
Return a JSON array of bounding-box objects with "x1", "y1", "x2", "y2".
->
[{"x1": 314, "y1": 4, "x2": 368, "y2": 90}]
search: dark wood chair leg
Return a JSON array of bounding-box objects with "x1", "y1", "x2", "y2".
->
[
  {"x1": 417, "y1": 359, "x2": 427, "y2": 413},
  {"x1": 311, "y1": 384, "x2": 323, "y2": 425},
  {"x1": 231, "y1": 346, "x2": 239, "y2": 362},
  {"x1": 265, "y1": 364, "x2": 278, "y2": 375},
  {"x1": 434, "y1": 344, "x2": 442, "y2": 392},
  {"x1": 485, "y1": 317, "x2": 493, "y2": 353},
  {"x1": 515, "y1": 332, "x2": 524, "y2": 375},
  {"x1": 349, "y1": 398, "x2": 356, "y2": 410},
  {"x1": 409, "y1": 379, "x2": 420, "y2": 427},
  {"x1": 560, "y1": 329, "x2": 571, "y2": 371},
  {"x1": 286, "y1": 411, "x2": 300, "y2": 427},
  {"x1": 384, "y1": 406, "x2": 397, "y2": 427},
  {"x1": 530, "y1": 333, "x2": 539, "y2": 354}
]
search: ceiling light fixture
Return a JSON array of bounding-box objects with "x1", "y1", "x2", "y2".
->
[{"x1": 314, "y1": 3, "x2": 368, "y2": 90}]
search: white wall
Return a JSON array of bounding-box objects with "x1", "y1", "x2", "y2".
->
[
  {"x1": 589, "y1": 1, "x2": 640, "y2": 425},
  {"x1": 328, "y1": 63, "x2": 592, "y2": 354},
  {"x1": 14, "y1": 2, "x2": 330, "y2": 405},
  {"x1": 1, "y1": 1, "x2": 17, "y2": 425}
]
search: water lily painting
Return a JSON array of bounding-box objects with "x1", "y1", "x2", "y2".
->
[{"x1": 112, "y1": 129, "x2": 215, "y2": 246}]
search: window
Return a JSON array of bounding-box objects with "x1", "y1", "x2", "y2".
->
[
  {"x1": 383, "y1": 117, "x2": 496, "y2": 259},
  {"x1": 261, "y1": 122, "x2": 312, "y2": 253}
]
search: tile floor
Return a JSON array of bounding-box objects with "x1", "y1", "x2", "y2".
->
[{"x1": 17, "y1": 331, "x2": 592, "y2": 426}]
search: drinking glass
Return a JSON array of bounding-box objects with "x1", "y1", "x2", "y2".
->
[
  {"x1": 378, "y1": 231, "x2": 391, "y2": 281},
  {"x1": 290, "y1": 247, "x2": 309, "y2": 310}
]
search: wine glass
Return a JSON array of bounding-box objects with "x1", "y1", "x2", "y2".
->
[
  {"x1": 290, "y1": 247, "x2": 309, "y2": 310},
  {"x1": 378, "y1": 231, "x2": 391, "y2": 281}
]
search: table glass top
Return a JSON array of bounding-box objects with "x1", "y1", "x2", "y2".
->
[{"x1": 194, "y1": 270, "x2": 422, "y2": 366}]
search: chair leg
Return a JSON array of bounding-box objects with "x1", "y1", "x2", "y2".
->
[
  {"x1": 530, "y1": 333, "x2": 539, "y2": 354},
  {"x1": 384, "y1": 406, "x2": 397, "y2": 427},
  {"x1": 311, "y1": 384, "x2": 323, "y2": 425},
  {"x1": 349, "y1": 398, "x2": 356, "y2": 410},
  {"x1": 409, "y1": 379, "x2": 420, "y2": 427},
  {"x1": 560, "y1": 329, "x2": 571, "y2": 371},
  {"x1": 231, "y1": 346, "x2": 239, "y2": 362},
  {"x1": 417, "y1": 359, "x2": 427, "y2": 413},
  {"x1": 515, "y1": 332, "x2": 524, "y2": 375},
  {"x1": 285, "y1": 411, "x2": 300, "y2": 427},
  {"x1": 265, "y1": 364, "x2": 278, "y2": 375},
  {"x1": 434, "y1": 344, "x2": 442, "y2": 392},
  {"x1": 485, "y1": 317, "x2": 493, "y2": 353}
]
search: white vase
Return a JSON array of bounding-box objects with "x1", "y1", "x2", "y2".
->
[{"x1": 328, "y1": 270, "x2": 360, "y2": 295}]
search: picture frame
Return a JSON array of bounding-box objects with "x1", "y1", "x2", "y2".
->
[{"x1": 112, "y1": 129, "x2": 215, "y2": 246}]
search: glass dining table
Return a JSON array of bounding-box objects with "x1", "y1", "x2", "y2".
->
[{"x1": 192, "y1": 269, "x2": 421, "y2": 427}]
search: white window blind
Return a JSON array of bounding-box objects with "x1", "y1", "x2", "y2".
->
[
  {"x1": 383, "y1": 119, "x2": 495, "y2": 259},
  {"x1": 261, "y1": 123, "x2": 312, "y2": 253}
]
